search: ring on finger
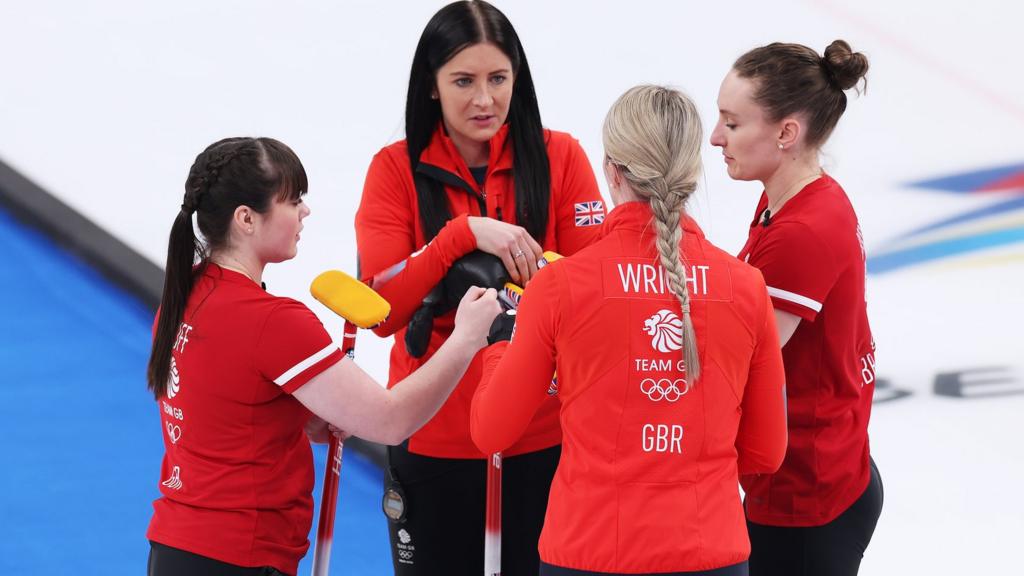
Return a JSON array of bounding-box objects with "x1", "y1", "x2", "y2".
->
[{"x1": 514, "y1": 250, "x2": 525, "y2": 258}]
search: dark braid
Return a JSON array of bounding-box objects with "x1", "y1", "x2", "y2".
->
[{"x1": 181, "y1": 137, "x2": 248, "y2": 215}]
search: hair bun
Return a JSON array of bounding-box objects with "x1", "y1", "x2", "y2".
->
[{"x1": 822, "y1": 39, "x2": 869, "y2": 91}]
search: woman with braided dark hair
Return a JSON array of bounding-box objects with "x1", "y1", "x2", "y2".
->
[
  {"x1": 711, "y1": 40, "x2": 882, "y2": 576},
  {"x1": 145, "y1": 137, "x2": 499, "y2": 575}
]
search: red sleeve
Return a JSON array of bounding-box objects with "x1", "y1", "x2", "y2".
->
[
  {"x1": 354, "y1": 148, "x2": 478, "y2": 337},
  {"x1": 471, "y1": 266, "x2": 560, "y2": 454},
  {"x1": 550, "y1": 135, "x2": 605, "y2": 256},
  {"x1": 736, "y1": 287, "x2": 788, "y2": 475},
  {"x1": 254, "y1": 300, "x2": 344, "y2": 394},
  {"x1": 748, "y1": 222, "x2": 838, "y2": 322}
]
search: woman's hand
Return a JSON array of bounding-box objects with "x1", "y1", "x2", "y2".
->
[
  {"x1": 467, "y1": 216, "x2": 543, "y2": 285},
  {"x1": 305, "y1": 414, "x2": 349, "y2": 444},
  {"x1": 450, "y1": 286, "x2": 501, "y2": 351},
  {"x1": 305, "y1": 414, "x2": 331, "y2": 444}
]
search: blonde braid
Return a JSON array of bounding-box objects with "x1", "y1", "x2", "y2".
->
[
  {"x1": 648, "y1": 187, "x2": 700, "y2": 381},
  {"x1": 603, "y1": 85, "x2": 704, "y2": 382}
]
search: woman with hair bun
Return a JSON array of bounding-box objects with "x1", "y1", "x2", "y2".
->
[
  {"x1": 711, "y1": 40, "x2": 883, "y2": 576},
  {"x1": 471, "y1": 85, "x2": 788, "y2": 575}
]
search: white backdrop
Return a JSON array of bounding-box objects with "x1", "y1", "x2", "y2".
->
[{"x1": 2, "y1": 1, "x2": 1022, "y2": 573}]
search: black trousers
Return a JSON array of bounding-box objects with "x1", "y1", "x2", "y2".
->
[
  {"x1": 540, "y1": 561, "x2": 749, "y2": 576},
  {"x1": 747, "y1": 457, "x2": 884, "y2": 576},
  {"x1": 385, "y1": 443, "x2": 561, "y2": 576},
  {"x1": 148, "y1": 541, "x2": 288, "y2": 576}
]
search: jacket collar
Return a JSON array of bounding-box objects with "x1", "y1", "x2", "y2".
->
[
  {"x1": 203, "y1": 262, "x2": 263, "y2": 286},
  {"x1": 416, "y1": 122, "x2": 513, "y2": 191},
  {"x1": 601, "y1": 201, "x2": 704, "y2": 239}
]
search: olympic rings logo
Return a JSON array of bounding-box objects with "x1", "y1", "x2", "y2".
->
[
  {"x1": 398, "y1": 550, "x2": 414, "y2": 560},
  {"x1": 639, "y1": 378, "x2": 690, "y2": 402}
]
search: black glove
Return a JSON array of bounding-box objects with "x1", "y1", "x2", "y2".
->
[
  {"x1": 441, "y1": 251, "x2": 509, "y2": 313},
  {"x1": 405, "y1": 252, "x2": 509, "y2": 357},
  {"x1": 405, "y1": 285, "x2": 443, "y2": 358},
  {"x1": 487, "y1": 309, "x2": 517, "y2": 345}
]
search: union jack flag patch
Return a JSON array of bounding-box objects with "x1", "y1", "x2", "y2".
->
[{"x1": 574, "y1": 200, "x2": 605, "y2": 227}]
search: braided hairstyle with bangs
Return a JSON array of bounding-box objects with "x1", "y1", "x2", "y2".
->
[{"x1": 147, "y1": 137, "x2": 307, "y2": 397}]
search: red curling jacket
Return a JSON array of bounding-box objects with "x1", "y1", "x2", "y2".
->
[
  {"x1": 471, "y1": 201, "x2": 788, "y2": 573},
  {"x1": 355, "y1": 123, "x2": 605, "y2": 457}
]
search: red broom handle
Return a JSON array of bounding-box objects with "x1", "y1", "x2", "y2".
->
[
  {"x1": 311, "y1": 320, "x2": 358, "y2": 576},
  {"x1": 484, "y1": 451, "x2": 502, "y2": 576}
]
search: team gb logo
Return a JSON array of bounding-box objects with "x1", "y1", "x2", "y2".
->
[
  {"x1": 644, "y1": 309, "x2": 684, "y2": 353},
  {"x1": 168, "y1": 357, "x2": 181, "y2": 399}
]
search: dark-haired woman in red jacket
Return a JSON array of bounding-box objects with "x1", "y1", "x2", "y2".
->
[{"x1": 354, "y1": 2, "x2": 605, "y2": 574}]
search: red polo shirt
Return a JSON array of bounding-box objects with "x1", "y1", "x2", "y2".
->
[
  {"x1": 147, "y1": 264, "x2": 344, "y2": 574},
  {"x1": 738, "y1": 174, "x2": 876, "y2": 527}
]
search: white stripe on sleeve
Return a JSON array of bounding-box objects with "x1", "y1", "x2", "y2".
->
[
  {"x1": 372, "y1": 259, "x2": 406, "y2": 288},
  {"x1": 274, "y1": 343, "x2": 339, "y2": 387},
  {"x1": 767, "y1": 286, "x2": 823, "y2": 313}
]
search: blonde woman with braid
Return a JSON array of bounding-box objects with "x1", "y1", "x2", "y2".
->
[{"x1": 470, "y1": 85, "x2": 788, "y2": 576}]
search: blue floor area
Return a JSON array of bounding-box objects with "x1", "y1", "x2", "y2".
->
[{"x1": 0, "y1": 207, "x2": 391, "y2": 575}]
